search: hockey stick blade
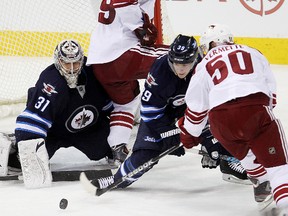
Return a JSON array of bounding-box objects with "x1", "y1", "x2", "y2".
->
[
  {"x1": 80, "y1": 144, "x2": 183, "y2": 196},
  {"x1": 186, "y1": 148, "x2": 240, "y2": 163},
  {"x1": 80, "y1": 172, "x2": 97, "y2": 195},
  {"x1": 0, "y1": 169, "x2": 112, "y2": 182}
]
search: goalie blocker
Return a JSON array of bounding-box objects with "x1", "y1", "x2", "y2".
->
[{"x1": 18, "y1": 138, "x2": 52, "y2": 188}]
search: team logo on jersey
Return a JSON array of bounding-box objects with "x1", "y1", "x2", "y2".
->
[
  {"x1": 66, "y1": 105, "x2": 99, "y2": 133},
  {"x1": 144, "y1": 136, "x2": 157, "y2": 142},
  {"x1": 145, "y1": 73, "x2": 158, "y2": 87},
  {"x1": 42, "y1": 83, "x2": 58, "y2": 96}
]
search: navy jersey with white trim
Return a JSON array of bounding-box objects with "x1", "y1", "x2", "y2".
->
[
  {"x1": 140, "y1": 55, "x2": 195, "y2": 135},
  {"x1": 15, "y1": 57, "x2": 113, "y2": 143}
]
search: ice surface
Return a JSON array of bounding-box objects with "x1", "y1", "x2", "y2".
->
[{"x1": 0, "y1": 65, "x2": 287, "y2": 216}]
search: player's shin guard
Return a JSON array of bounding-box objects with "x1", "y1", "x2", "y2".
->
[
  {"x1": 108, "y1": 95, "x2": 140, "y2": 148},
  {"x1": 266, "y1": 164, "x2": 288, "y2": 209},
  {"x1": 18, "y1": 138, "x2": 52, "y2": 188}
]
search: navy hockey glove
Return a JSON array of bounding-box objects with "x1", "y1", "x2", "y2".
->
[
  {"x1": 161, "y1": 128, "x2": 185, "y2": 157},
  {"x1": 200, "y1": 127, "x2": 221, "y2": 168},
  {"x1": 134, "y1": 13, "x2": 158, "y2": 46},
  {"x1": 200, "y1": 145, "x2": 218, "y2": 169}
]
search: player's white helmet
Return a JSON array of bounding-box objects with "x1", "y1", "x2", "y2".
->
[
  {"x1": 54, "y1": 39, "x2": 84, "y2": 88},
  {"x1": 199, "y1": 24, "x2": 234, "y2": 54}
]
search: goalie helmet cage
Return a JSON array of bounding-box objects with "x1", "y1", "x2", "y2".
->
[{"x1": 0, "y1": 0, "x2": 175, "y2": 118}]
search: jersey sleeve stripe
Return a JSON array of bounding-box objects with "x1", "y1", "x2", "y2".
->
[
  {"x1": 15, "y1": 123, "x2": 47, "y2": 137},
  {"x1": 185, "y1": 108, "x2": 208, "y2": 125},
  {"x1": 113, "y1": 0, "x2": 138, "y2": 8},
  {"x1": 19, "y1": 110, "x2": 52, "y2": 128}
]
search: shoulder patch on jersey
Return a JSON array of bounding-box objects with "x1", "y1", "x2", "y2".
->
[
  {"x1": 168, "y1": 94, "x2": 186, "y2": 107},
  {"x1": 42, "y1": 83, "x2": 58, "y2": 96},
  {"x1": 145, "y1": 73, "x2": 158, "y2": 88}
]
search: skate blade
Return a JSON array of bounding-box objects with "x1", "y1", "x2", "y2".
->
[
  {"x1": 258, "y1": 194, "x2": 274, "y2": 212},
  {"x1": 222, "y1": 173, "x2": 252, "y2": 185}
]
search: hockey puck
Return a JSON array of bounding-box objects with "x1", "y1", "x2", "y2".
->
[{"x1": 59, "y1": 198, "x2": 68, "y2": 209}]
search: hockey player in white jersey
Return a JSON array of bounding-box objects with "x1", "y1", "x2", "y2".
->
[
  {"x1": 87, "y1": 0, "x2": 169, "y2": 166},
  {"x1": 81, "y1": 34, "x2": 250, "y2": 193},
  {"x1": 177, "y1": 24, "x2": 288, "y2": 213}
]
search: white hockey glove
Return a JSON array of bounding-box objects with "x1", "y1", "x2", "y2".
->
[
  {"x1": 0, "y1": 133, "x2": 12, "y2": 176},
  {"x1": 18, "y1": 138, "x2": 52, "y2": 188}
]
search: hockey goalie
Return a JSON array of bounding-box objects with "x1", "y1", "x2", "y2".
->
[{"x1": 0, "y1": 40, "x2": 120, "y2": 188}]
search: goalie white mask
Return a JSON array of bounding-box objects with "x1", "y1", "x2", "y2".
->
[
  {"x1": 199, "y1": 24, "x2": 234, "y2": 54},
  {"x1": 54, "y1": 39, "x2": 84, "y2": 88}
]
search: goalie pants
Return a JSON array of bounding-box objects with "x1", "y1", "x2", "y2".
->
[{"x1": 45, "y1": 119, "x2": 112, "y2": 160}]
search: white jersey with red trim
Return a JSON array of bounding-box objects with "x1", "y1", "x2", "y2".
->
[
  {"x1": 87, "y1": 0, "x2": 155, "y2": 65},
  {"x1": 184, "y1": 44, "x2": 277, "y2": 137}
]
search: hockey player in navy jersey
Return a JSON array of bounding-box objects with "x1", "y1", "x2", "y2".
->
[
  {"x1": 88, "y1": 34, "x2": 233, "y2": 190},
  {"x1": 0, "y1": 40, "x2": 115, "y2": 188}
]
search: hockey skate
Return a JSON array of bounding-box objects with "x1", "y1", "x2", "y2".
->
[
  {"x1": 261, "y1": 207, "x2": 288, "y2": 216},
  {"x1": 91, "y1": 175, "x2": 115, "y2": 189},
  {"x1": 220, "y1": 159, "x2": 251, "y2": 185},
  {"x1": 252, "y1": 180, "x2": 274, "y2": 211}
]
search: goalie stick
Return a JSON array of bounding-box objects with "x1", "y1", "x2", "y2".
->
[
  {"x1": 80, "y1": 143, "x2": 183, "y2": 196},
  {"x1": 0, "y1": 169, "x2": 112, "y2": 182}
]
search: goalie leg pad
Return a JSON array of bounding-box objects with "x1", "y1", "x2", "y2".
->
[
  {"x1": 18, "y1": 138, "x2": 52, "y2": 188},
  {"x1": 0, "y1": 133, "x2": 12, "y2": 176}
]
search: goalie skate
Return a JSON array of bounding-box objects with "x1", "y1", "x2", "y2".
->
[{"x1": 220, "y1": 159, "x2": 251, "y2": 185}]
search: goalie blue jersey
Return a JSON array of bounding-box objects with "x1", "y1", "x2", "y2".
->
[
  {"x1": 15, "y1": 57, "x2": 113, "y2": 143},
  {"x1": 140, "y1": 54, "x2": 200, "y2": 135}
]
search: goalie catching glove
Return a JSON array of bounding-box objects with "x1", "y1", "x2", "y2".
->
[{"x1": 134, "y1": 13, "x2": 158, "y2": 46}]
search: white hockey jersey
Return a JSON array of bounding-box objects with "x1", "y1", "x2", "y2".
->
[
  {"x1": 184, "y1": 44, "x2": 277, "y2": 137},
  {"x1": 87, "y1": 0, "x2": 156, "y2": 65}
]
